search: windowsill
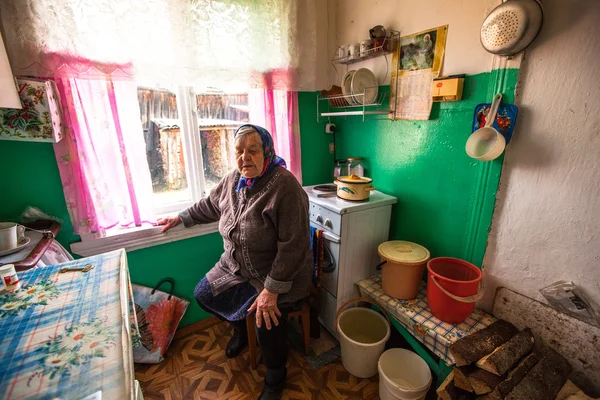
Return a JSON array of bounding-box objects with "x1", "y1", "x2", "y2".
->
[{"x1": 70, "y1": 222, "x2": 220, "y2": 257}]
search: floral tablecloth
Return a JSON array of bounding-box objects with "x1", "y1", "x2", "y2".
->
[
  {"x1": 357, "y1": 274, "x2": 496, "y2": 365},
  {"x1": 0, "y1": 249, "x2": 137, "y2": 400}
]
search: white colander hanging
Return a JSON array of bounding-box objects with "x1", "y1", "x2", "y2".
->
[{"x1": 480, "y1": 0, "x2": 543, "y2": 56}]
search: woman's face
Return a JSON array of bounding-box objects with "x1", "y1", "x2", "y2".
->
[{"x1": 235, "y1": 132, "x2": 265, "y2": 178}]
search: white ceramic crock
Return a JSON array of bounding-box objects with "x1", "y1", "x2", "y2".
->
[{"x1": 335, "y1": 175, "x2": 375, "y2": 201}]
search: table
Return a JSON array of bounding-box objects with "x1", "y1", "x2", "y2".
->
[
  {"x1": 357, "y1": 274, "x2": 496, "y2": 382},
  {"x1": 0, "y1": 249, "x2": 141, "y2": 400}
]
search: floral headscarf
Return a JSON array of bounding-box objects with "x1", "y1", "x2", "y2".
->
[{"x1": 235, "y1": 124, "x2": 287, "y2": 192}]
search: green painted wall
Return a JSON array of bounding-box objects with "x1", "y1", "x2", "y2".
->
[
  {"x1": 331, "y1": 69, "x2": 519, "y2": 266},
  {"x1": 0, "y1": 141, "x2": 79, "y2": 246},
  {"x1": 0, "y1": 103, "x2": 331, "y2": 326},
  {"x1": 298, "y1": 91, "x2": 333, "y2": 186}
]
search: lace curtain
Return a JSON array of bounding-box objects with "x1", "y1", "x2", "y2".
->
[{"x1": 0, "y1": 0, "x2": 324, "y2": 90}]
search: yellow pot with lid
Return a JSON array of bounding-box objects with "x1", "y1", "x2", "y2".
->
[
  {"x1": 377, "y1": 241, "x2": 431, "y2": 300},
  {"x1": 334, "y1": 174, "x2": 375, "y2": 201}
]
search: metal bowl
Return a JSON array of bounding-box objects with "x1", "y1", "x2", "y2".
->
[{"x1": 480, "y1": 0, "x2": 543, "y2": 56}]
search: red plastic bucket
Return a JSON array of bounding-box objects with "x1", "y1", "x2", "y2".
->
[{"x1": 426, "y1": 257, "x2": 484, "y2": 324}]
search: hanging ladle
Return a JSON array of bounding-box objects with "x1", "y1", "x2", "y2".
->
[{"x1": 466, "y1": 93, "x2": 506, "y2": 161}]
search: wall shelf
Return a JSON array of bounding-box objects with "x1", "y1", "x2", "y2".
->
[
  {"x1": 333, "y1": 30, "x2": 399, "y2": 65},
  {"x1": 323, "y1": 30, "x2": 399, "y2": 121},
  {"x1": 317, "y1": 89, "x2": 391, "y2": 122},
  {"x1": 320, "y1": 110, "x2": 389, "y2": 117}
]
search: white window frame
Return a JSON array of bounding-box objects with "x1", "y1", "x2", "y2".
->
[
  {"x1": 74, "y1": 86, "x2": 222, "y2": 254},
  {"x1": 71, "y1": 222, "x2": 219, "y2": 257},
  {"x1": 152, "y1": 86, "x2": 207, "y2": 215}
]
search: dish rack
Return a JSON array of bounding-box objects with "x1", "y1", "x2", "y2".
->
[
  {"x1": 333, "y1": 30, "x2": 400, "y2": 65},
  {"x1": 317, "y1": 87, "x2": 390, "y2": 122}
]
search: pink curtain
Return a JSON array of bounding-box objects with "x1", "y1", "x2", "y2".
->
[
  {"x1": 249, "y1": 89, "x2": 302, "y2": 183},
  {"x1": 53, "y1": 63, "x2": 156, "y2": 237}
]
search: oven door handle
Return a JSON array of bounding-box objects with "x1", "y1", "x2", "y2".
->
[{"x1": 322, "y1": 231, "x2": 340, "y2": 243}]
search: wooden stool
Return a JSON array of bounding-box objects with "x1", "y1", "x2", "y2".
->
[{"x1": 246, "y1": 301, "x2": 311, "y2": 369}]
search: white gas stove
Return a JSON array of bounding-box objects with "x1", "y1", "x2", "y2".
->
[{"x1": 303, "y1": 184, "x2": 397, "y2": 337}]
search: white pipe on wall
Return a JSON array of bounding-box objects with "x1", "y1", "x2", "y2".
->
[{"x1": 0, "y1": 31, "x2": 21, "y2": 109}]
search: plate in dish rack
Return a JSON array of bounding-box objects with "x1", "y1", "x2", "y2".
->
[
  {"x1": 341, "y1": 70, "x2": 358, "y2": 104},
  {"x1": 351, "y1": 68, "x2": 378, "y2": 105}
]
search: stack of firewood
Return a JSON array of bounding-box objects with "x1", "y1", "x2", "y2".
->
[{"x1": 437, "y1": 320, "x2": 576, "y2": 400}]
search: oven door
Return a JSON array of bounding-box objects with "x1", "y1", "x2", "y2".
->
[{"x1": 314, "y1": 228, "x2": 340, "y2": 298}]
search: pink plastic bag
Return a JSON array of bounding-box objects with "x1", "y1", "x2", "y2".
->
[{"x1": 132, "y1": 278, "x2": 189, "y2": 363}]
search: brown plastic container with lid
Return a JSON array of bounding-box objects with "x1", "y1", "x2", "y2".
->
[{"x1": 377, "y1": 241, "x2": 430, "y2": 300}]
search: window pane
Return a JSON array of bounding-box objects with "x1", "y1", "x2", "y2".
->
[
  {"x1": 137, "y1": 87, "x2": 192, "y2": 209},
  {"x1": 196, "y1": 92, "x2": 248, "y2": 193}
]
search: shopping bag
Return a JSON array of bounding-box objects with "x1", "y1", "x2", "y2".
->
[{"x1": 132, "y1": 278, "x2": 189, "y2": 363}]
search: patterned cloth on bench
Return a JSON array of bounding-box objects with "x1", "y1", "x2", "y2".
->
[{"x1": 357, "y1": 274, "x2": 496, "y2": 365}]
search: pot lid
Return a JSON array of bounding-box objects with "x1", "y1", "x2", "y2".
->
[
  {"x1": 378, "y1": 241, "x2": 430, "y2": 264},
  {"x1": 337, "y1": 174, "x2": 372, "y2": 183}
]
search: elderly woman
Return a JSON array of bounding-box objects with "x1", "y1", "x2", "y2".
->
[{"x1": 158, "y1": 124, "x2": 312, "y2": 400}]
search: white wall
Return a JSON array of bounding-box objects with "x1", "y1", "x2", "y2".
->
[
  {"x1": 482, "y1": 0, "x2": 600, "y2": 311},
  {"x1": 328, "y1": 0, "x2": 498, "y2": 87},
  {"x1": 297, "y1": 0, "x2": 330, "y2": 90}
]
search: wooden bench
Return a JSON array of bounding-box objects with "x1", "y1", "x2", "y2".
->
[{"x1": 356, "y1": 274, "x2": 496, "y2": 384}]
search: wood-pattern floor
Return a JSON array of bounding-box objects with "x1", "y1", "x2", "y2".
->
[{"x1": 135, "y1": 319, "x2": 380, "y2": 400}]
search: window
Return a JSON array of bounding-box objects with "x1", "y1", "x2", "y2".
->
[
  {"x1": 137, "y1": 86, "x2": 249, "y2": 215},
  {"x1": 63, "y1": 79, "x2": 300, "y2": 249}
]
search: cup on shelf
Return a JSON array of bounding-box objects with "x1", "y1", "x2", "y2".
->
[
  {"x1": 348, "y1": 43, "x2": 360, "y2": 60},
  {"x1": 360, "y1": 39, "x2": 373, "y2": 56},
  {"x1": 337, "y1": 45, "x2": 348, "y2": 60}
]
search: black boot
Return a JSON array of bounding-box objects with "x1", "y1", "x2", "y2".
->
[
  {"x1": 226, "y1": 320, "x2": 248, "y2": 358},
  {"x1": 258, "y1": 367, "x2": 286, "y2": 400},
  {"x1": 256, "y1": 307, "x2": 290, "y2": 400}
]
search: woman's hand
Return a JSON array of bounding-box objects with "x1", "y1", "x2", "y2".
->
[
  {"x1": 248, "y1": 289, "x2": 281, "y2": 330},
  {"x1": 157, "y1": 216, "x2": 182, "y2": 232}
]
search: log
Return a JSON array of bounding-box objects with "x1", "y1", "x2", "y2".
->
[
  {"x1": 467, "y1": 369, "x2": 504, "y2": 395},
  {"x1": 453, "y1": 366, "x2": 475, "y2": 392},
  {"x1": 478, "y1": 353, "x2": 539, "y2": 400},
  {"x1": 557, "y1": 380, "x2": 599, "y2": 400},
  {"x1": 437, "y1": 372, "x2": 475, "y2": 400},
  {"x1": 506, "y1": 347, "x2": 572, "y2": 400},
  {"x1": 453, "y1": 366, "x2": 505, "y2": 395},
  {"x1": 476, "y1": 328, "x2": 535, "y2": 376},
  {"x1": 449, "y1": 320, "x2": 518, "y2": 366},
  {"x1": 493, "y1": 287, "x2": 600, "y2": 395}
]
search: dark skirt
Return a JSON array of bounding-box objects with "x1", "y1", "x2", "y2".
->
[{"x1": 194, "y1": 277, "x2": 258, "y2": 322}]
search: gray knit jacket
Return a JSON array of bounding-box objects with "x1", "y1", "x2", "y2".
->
[{"x1": 179, "y1": 166, "x2": 312, "y2": 304}]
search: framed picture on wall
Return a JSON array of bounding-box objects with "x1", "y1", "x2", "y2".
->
[
  {"x1": 398, "y1": 25, "x2": 448, "y2": 76},
  {"x1": 390, "y1": 25, "x2": 448, "y2": 120}
]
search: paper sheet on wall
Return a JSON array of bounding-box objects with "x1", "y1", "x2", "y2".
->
[{"x1": 392, "y1": 71, "x2": 434, "y2": 120}]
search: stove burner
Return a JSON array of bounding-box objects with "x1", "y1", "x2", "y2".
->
[{"x1": 313, "y1": 184, "x2": 337, "y2": 193}]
